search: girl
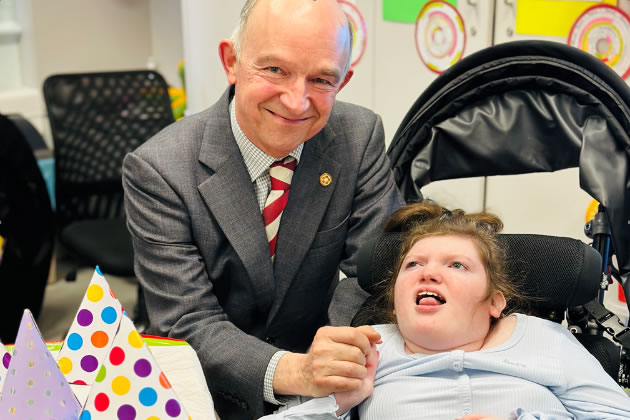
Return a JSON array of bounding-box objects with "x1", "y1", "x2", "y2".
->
[{"x1": 263, "y1": 202, "x2": 630, "y2": 419}]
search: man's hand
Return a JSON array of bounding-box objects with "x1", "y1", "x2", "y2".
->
[
  {"x1": 334, "y1": 338, "x2": 378, "y2": 415},
  {"x1": 273, "y1": 325, "x2": 381, "y2": 397}
]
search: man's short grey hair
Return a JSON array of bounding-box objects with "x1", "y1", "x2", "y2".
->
[{"x1": 230, "y1": 0, "x2": 354, "y2": 76}]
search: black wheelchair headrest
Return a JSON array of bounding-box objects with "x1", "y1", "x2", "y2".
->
[{"x1": 357, "y1": 233, "x2": 602, "y2": 310}]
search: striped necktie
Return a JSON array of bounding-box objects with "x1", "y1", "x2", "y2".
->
[{"x1": 262, "y1": 157, "x2": 297, "y2": 258}]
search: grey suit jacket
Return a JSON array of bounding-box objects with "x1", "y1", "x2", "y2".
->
[{"x1": 122, "y1": 86, "x2": 403, "y2": 419}]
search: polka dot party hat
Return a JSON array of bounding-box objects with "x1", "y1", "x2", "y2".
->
[
  {"x1": 0, "y1": 309, "x2": 82, "y2": 419},
  {"x1": 80, "y1": 312, "x2": 190, "y2": 420},
  {"x1": 57, "y1": 267, "x2": 123, "y2": 385},
  {"x1": 0, "y1": 338, "x2": 10, "y2": 394}
]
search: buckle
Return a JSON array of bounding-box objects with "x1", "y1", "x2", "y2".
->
[{"x1": 583, "y1": 300, "x2": 630, "y2": 348}]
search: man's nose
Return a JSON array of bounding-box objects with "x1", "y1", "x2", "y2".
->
[{"x1": 280, "y1": 79, "x2": 309, "y2": 115}]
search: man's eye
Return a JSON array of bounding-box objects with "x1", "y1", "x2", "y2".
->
[
  {"x1": 314, "y1": 77, "x2": 332, "y2": 85},
  {"x1": 267, "y1": 67, "x2": 282, "y2": 74}
]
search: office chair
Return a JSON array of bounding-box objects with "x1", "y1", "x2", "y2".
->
[
  {"x1": 43, "y1": 70, "x2": 175, "y2": 327},
  {"x1": 0, "y1": 114, "x2": 55, "y2": 343}
]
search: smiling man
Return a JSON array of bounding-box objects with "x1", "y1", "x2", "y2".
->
[
  {"x1": 122, "y1": 0, "x2": 403, "y2": 419},
  {"x1": 220, "y1": 0, "x2": 353, "y2": 159}
]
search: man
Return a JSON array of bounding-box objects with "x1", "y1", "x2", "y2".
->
[{"x1": 122, "y1": 0, "x2": 403, "y2": 418}]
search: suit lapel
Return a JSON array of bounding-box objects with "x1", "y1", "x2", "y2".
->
[
  {"x1": 197, "y1": 91, "x2": 275, "y2": 313},
  {"x1": 266, "y1": 125, "x2": 342, "y2": 325}
]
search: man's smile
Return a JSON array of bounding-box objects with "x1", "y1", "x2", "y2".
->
[{"x1": 266, "y1": 109, "x2": 311, "y2": 124}]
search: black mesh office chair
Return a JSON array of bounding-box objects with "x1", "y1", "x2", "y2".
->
[
  {"x1": 43, "y1": 70, "x2": 175, "y2": 327},
  {"x1": 0, "y1": 114, "x2": 55, "y2": 343}
]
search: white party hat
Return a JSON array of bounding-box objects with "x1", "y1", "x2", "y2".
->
[
  {"x1": 57, "y1": 267, "x2": 124, "y2": 385},
  {"x1": 80, "y1": 313, "x2": 190, "y2": 419}
]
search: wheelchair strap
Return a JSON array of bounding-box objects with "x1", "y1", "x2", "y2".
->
[{"x1": 583, "y1": 299, "x2": 630, "y2": 349}]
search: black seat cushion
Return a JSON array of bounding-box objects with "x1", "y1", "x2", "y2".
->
[{"x1": 60, "y1": 218, "x2": 134, "y2": 277}]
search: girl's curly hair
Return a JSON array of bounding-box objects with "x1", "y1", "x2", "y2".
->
[{"x1": 367, "y1": 201, "x2": 522, "y2": 325}]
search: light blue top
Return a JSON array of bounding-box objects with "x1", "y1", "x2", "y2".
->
[{"x1": 261, "y1": 313, "x2": 630, "y2": 419}]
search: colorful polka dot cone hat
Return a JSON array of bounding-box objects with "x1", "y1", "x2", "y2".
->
[
  {"x1": 57, "y1": 267, "x2": 123, "y2": 385},
  {"x1": 80, "y1": 313, "x2": 190, "y2": 420},
  {"x1": 0, "y1": 309, "x2": 82, "y2": 419},
  {"x1": 0, "y1": 339, "x2": 10, "y2": 393}
]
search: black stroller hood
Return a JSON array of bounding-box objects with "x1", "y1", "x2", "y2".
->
[{"x1": 388, "y1": 40, "x2": 630, "y2": 292}]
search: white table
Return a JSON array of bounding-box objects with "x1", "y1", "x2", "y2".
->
[{"x1": 54, "y1": 340, "x2": 218, "y2": 420}]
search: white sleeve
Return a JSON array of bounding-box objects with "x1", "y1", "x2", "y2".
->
[
  {"x1": 258, "y1": 395, "x2": 343, "y2": 420},
  {"x1": 550, "y1": 328, "x2": 630, "y2": 419}
]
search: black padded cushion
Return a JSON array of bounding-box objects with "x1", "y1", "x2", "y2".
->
[
  {"x1": 499, "y1": 234, "x2": 602, "y2": 309},
  {"x1": 357, "y1": 233, "x2": 602, "y2": 309},
  {"x1": 357, "y1": 232, "x2": 403, "y2": 295}
]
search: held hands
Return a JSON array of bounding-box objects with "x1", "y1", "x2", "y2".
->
[
  {"x1": 334, "y1": 337, "x2": 379, "y2": 415},
  {"x1": 273, "y1": 325, "x2": 381, "y2": 399}
]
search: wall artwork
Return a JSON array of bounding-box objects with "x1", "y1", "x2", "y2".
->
[
  {"x1": 339, "y1": 0, "x2": 368, "y2": 68},
  {"x1": 415, "y1": 1, "x2": 466, "y2": 74},
  {"x1": 568, "y1": 4, "x2": 630, "y2": 79}
]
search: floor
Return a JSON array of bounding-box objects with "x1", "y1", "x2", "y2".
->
[{"x1": 37, "y1": 254, "x2": 140, "y2": 342}]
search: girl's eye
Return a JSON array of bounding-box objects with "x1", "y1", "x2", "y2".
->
[
  {"x1": 405, "y1": 261, "x2": 421, "y2": 269},
  {"x1": 451, "y1": 262, "x2": 465, "y2": 270}
]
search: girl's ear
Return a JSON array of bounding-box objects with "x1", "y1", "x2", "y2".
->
[{"x1": 489, "y1": 291, "x2": 506, "y2": 319}]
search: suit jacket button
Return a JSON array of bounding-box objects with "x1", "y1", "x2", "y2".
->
[{"x1": 265, "y1": 337, "x2": 274, "y2": 344}]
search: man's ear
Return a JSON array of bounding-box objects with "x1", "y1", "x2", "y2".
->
[
  {"x1": 489, "y1": 291, "x2": 507, "y2": 319},
  {"x1": 218, "y1": 39, "x2": 238, "y2": 85},
  {"x1": 337, "y1": 68, "x2": 354, "y2": 91}
]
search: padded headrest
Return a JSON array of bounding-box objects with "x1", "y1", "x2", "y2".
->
[{"x1": 357, "y1": 233, "x2": 602, "y2": 309}]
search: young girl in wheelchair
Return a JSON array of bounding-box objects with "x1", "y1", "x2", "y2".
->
[{"x1": 262, "y1": 201, "x2": 630, "y2": 419}]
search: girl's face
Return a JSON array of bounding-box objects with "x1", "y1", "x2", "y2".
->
[{"x1": 393, "y1": 235, "x2": 506, "y2": 354}]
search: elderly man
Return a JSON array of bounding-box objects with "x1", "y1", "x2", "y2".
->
[{"x1": 122, "y1": 0, "x2": 403, "y2": 418}]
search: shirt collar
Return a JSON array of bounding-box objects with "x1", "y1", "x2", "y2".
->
[{"x1": 229, "y1": 98, "x2": 303, "y2": 182}]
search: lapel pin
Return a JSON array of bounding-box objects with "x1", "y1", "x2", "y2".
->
[{"x1": 320, "y1": 172, "x2": 332, "y2": 187}]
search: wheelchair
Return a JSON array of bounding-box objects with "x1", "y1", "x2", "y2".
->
[{"x1": 354, "y1": 41, "x2": 630, "y2": 388}]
